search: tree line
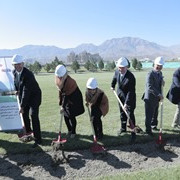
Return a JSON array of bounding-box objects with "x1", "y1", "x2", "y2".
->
[{"x1": 25, "y1": 51, "x2": 142, "y2": 74}]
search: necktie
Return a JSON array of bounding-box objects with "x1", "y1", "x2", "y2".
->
[
  {"x1": 119, "y1": 75, "x2": 123, "y2": 83},
  {"x1": 17, "y1": 73, "x2": 21, "y2": 89}
]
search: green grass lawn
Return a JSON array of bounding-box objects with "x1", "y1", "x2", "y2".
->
[
  {"x1": 0, "y1": 68, "x2": 179, "y2": 155},
  {"x1": 95, "y1": 164, "x2": 180, "y2": 180},
  {"x1": 1, "y1": 68, "x2": 180, "y2": 179}
]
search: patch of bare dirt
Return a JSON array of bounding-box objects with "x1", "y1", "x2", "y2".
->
[{"x1": 1, "y1": 139, "x2": 180, "y2": 180}]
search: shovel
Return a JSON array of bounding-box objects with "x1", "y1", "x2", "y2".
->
[
  {"x1": 113, "y1": 90, "x2": 136, "y2": 143},
  {"x1": 52, "y1": 111, "x2": 69, "y2": 162},
  {"x1": 16, "y1": 95, "x2": 34, "y2": 143},
  {"x1": 52, "y1": 111, "x2": 67, "y2": 145},
  {"x1": 87, "y1": 106, "x2": 106, "y2": 154},
  {"x1": 156, "y1": 86, "x2": 166, "y2": 147}
]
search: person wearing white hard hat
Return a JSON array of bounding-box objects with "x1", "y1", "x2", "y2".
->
[
  {"x1": 12, "y1": 54, "x2": 42, "y2": 148},
  {"x1": 111, "y1": 57, "x2": 136, "y2": 135},
  {"x1": 55, "y1": 64, "x2": 84, "y2": 138},
  {"x1": 166, "y1": 68, "x2": 180, "y2": 129},
  {"x1": 142, "y1": 56, "x2": 165, "y2": 136},
  {"x1": 85, "y1": 77, "x2": 109, "y2": 140}
]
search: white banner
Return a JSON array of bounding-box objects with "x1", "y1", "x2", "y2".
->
[
  {"x1": 0, "y1": 56, "x2": 14, "y2": 93},
  {"x1": 0, "y1": 95, "x2": 23, "y2": 131},
  {"x1": 0, "y1": 57, "x2": 23, "y2": 131}
]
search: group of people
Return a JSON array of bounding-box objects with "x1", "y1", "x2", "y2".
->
[
  {"x1": 11, "y1": 54, "x2": 180, "y2": 148},
  {"x1": 54, "y1": 65, "x2": 109, "y2": 140}
]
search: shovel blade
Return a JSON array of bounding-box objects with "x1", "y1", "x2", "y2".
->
[
  {"x1": 52, "y1": 138, "x2": 67, "y2": 144},
  {"x1": 52, "y1": 133, "x2": 67, "y2": 144},
  {"x1": 156, "y1": 133, "x2": 166, "y2": 146},
  {"x1": 91, "y1": 142, "x2": 106, "y2": 154}
]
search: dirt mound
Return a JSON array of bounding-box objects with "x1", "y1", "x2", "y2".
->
[{"x1": 1, "y1": 139, "x2": 180, "y2": 179}]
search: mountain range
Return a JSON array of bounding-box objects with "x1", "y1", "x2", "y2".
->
[{"x1": 0, "y1": 37, "x2": 180, "y2": 64}]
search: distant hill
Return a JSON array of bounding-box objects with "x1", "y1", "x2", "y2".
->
[{"x1": 0, "y1": 37, "x2": 180, "y2": 64}]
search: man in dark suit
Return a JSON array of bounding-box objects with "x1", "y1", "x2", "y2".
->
[
  {"x1": 12, "y1": 54, "x2": 42, "y2": 148},
  {"x1": 142, "y1": 56, "x2": 164, "y2": 135},
  {"x1": 111, "y1": 57, "x2": 136, "y2": 135},
  {"x1": 167, "y1": 68, "x2": 180, "y2": 128}
]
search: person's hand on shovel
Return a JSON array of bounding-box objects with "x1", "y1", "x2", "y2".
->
[
  {"x1": 60, "y1": 106, "x2": 64, "y2": 114},
  {"x1": 123, "y1": 104, "x2": 128, "y2": 111},
  {"x1": 19, "y1": 107, "x2": 24, "y2": 114},
  {"x1": 158, "y1": 94, "x2": 164, "y2": 102},
  {"x1": 85, "y1": 102, "x2": 89, "y2": 107}
]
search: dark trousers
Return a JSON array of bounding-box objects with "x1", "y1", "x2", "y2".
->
[
  {"x1": 144, "y1": 99, "x2": 159, "y2": 132},
  {"x1": 91, "y1": 106, "x2": 103, "y2": 137},
  {"x1": 151, "y1": 105, "x2": 159, "y2": 127},
  {"x1": 23, "y1": 105, "x2": 41, "y2": 143},
  {"x1": 64, "y1": 116, "x2": 77, "y2": 134},
  {"x1": 119, "y1": 105, "x2": 136, "y2": 130}
]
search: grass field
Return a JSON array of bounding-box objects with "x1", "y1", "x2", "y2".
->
[
  {"x1": 0, "y1": 68, "x2": 178, "y2": 155},
  {"x1": 96, "y1": 164, "x2": 180, "y2": 180},
  {"x1": 1, "y1": 67, "x2": 180, "y2": 179}
]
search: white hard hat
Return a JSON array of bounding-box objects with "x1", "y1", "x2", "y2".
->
[
  {"x1": 116, "y1": 57, "x2": 128, "y2": 67},
  {"x1": 55, "y1": 64, "x2": 67, "y2": 77},
  {"x1": 86, "y1": 77, "x2": 98, "y2": 89},
  {"x1": 12, "y1": 54, "x2": 24, "y2": 64},
  {"x1": 154, "y1": 56, "x2": 165, "y2": 65}
]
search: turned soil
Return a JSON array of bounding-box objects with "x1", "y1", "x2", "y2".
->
[{"x1": 1, "y1": 138, "x2": 180, "y2": 180}]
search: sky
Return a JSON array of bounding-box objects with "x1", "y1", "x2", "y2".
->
[{"x1": 0, "y1": 0, "x2": 180, "y2": 49}]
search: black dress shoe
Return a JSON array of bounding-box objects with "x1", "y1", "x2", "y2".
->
[
  {"x1": 32, "y1": 142, "x2": 38, "y2": 148},
  {"x1": 152, "y1": 126, "x2": 158, "y2": 131},
  {"x1": 146, "y1": 131, "x2": 153, "y2": 136},
  {"x1": 32, "y1": 140, "x2": 42, "y2": 148},
  {"x1": 97, "y1": 133, "x2": 103, "y2": 140},
  {"x1": 117, "y1": 129, "x2": 126, "y2": 136}
]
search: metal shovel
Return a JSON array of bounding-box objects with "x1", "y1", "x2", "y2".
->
[
  {"x1": 52, "y1": 111, "x2": 67, "y2": 145},
  {"x1": 16, "y1": 95, "x2": 34, "y2": 143},
  {"x1": 87, "y1": 106, "x2": 106, "y2": 154},
  {"x1": 113, "y1": 90, "x2": 136, "y2": 143},
  {"x1": 156, "y1": 98, "x2": 166, "y2": 147}
]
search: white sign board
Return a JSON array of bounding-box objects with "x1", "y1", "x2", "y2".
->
[
  {"x1": 0, "y1": 95, "x2": 23, "y2": 131},
  {"x1": 0, "y1": 57, "x2": 14, "y2": 93},
  {"x1": 0, "y1": 57, "x2": 23, "y2": 131}
]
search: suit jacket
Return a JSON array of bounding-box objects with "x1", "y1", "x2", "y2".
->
[
  {"x1": 166, "y1": 68, "x2": 180, "y2": 104},
  {"x1": 111, "y1": 69, "x2": 136, "y2": 109},
  {"x1": 142, "y1": 70, "x2": 163, "y2": 102},
  {"x1": 13, "y1": 67, "x2": 41, "y2": 108}
]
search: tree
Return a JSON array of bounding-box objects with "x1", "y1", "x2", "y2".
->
[
  {"x1": 131, "y1": 58, "x2": 138, "y2": 70},
  {"x1": 27, "y1": 61, "x2": 42, "y2": 74},
  {"x1": 84, "y1": 60, "x2": 91, "y2": 71},
  {"x1": 51, "y1": 56, "x2": 63, "y2": 71},
  {"x1": 111, "y1": 61, "x2": 116, "y2": 70},
  {"x1": 79, "y1": 51, "x2": 89, "y2": 62},
  {"x1": 136, "y1": 61, "x2": 142, "y2": 71},
  {"x1": 89, "y1": 61, "x2": 97, "y2": 72},
  {"x1": 71, "y1": 60, "x2": 80, "y2": 73},
  {"x1": 98, "y1": 59, "x2": 104, "y2": 70},
  {"x1": 105, "y1": 61, "x2": 116, "y2": 71},
  {"x1": 28, "y1": 64, "x2": 34, "y2": 72},
  {"x1": 44, "y1": 63, "x2": 51, "y2": 72},
  {"x1": 32, "y1": 61, "x2": 42, "y2": 74},
  {"x1": 67, "y1": 51, "x2": 76, "y2": 63}
]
